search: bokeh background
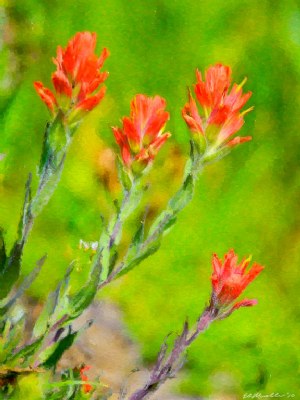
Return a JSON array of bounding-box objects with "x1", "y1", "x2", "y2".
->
[{"x1": 1, "y1": 0, "x2": 300, "y2": 397}]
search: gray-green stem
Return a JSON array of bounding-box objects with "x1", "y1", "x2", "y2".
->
[
  {"x1": 127, "y1": 308, "x2": 214, "y2": 400},
  {"x1": 94, "y1": 178, "x2": 142, "y2": 284},
  {"x1": 109, "y1": 149, "x2": 206, "y2": 283}
]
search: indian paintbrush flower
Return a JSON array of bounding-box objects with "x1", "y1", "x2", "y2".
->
[
  {"x1": 210, "y1": 249, "x2": 264, "y2": 318},
  {"x1": 182, "y1": 64, "x2": 253, "y2": 155},
  {"x1": 31, "y1": 32, "x2": 109, "y2": 223},
  {"x1": 129, "y1": 250, "x2": 264, "y2": 400},
  {"x1": 34, "y1": 32, "x2": 109, "y2": 123},
  {"x1": 112, "y1": 94, "x2": 171, "y2": 174}
]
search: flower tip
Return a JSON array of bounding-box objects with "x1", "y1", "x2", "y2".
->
[
  {"x1": 238, "y1": 76, "x2": 248, "y2": 89},
  {"x1": 195, "y1": 68, "x2": 202, "y2": 82},
  {"x1": 187, "y1": 87, "x2": 194, "y2": 100},
  {"x1": 34, "y1": 81, "x2": 46, "y2": 92},
  {"x1": 241, "y1": 105, "x2": 254, "y2": 116},
  {"x1": 33, "y1": 81, "x2": 57, "y2": 113},
  {"x1": 226, "y1": 248, "x2": 235, "y2": 257},
  {"x1": 252, "y1": 262, "x2": 265, "y2": 273},
  {"x1": 226, "y1": 135, "x2": 252, "y2": 148},
  {"x1": 230, "y1": 299, "x2": 258, "y2": 314},
  {"x1": 76, "y1": 85, "x2": 106, "y2": 111},
  {"x1": 98, "y1": 47, "x2": 110, "y2": 67},
  {"x1": 245, "y1": 254, "x2": 252, "y2": 263},
  {"x1": 103, "y1": 47, "x2": 110, "y2": 57}
]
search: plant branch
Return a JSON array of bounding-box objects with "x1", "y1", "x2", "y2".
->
[
  {"x1": 94, "y1": 178, "x2": 143, "y2": 284},
  {"x1": 107, "y1": 145, "x2": 207, "y2": 283},
  {"x1": 127, "y1": 307, "x2": 215, "y2": 400}
]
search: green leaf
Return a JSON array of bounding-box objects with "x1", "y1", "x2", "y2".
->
[
  {"x1": 144, "y1": 173, "x2": 193, "y2": 254},
  {"x1": 38, "y1": 116, "x2": 69, "y2": 176},
  {"x1": 45, "y1": 369, "x2": 82, "y2": 399},
  {"x1": 31, "y1": 118, "x2": 72, "y2": 218},
  {"x1": 17, "y1": 173, "x2": 32, "y2": 239},
  {"x1": 0, "y1": 242, "x2": 23, "y2": 300},
  {"x1": 33, "y1": 262, "x2": 73, "y2": 338},
  {"x1": 0, "y1": 316, "x2": 26, "y2": 363},
  {"x1": 168, "y1": 173, "x2": 194, "y2": 214},
  {"x1": 118, "y1": 239, "x2": 161, "y2": 278},
  {"x1": 147, "y1": 210, "x2": 176, "y2": 239},
  {"x1": 40, "y1": 320, "x2": 93, "y2": 369},
  {"x1": 51, "y1": 261, "x2": 75, "y2": 320},
  {"x1": 31, "y1": 154, "x2": 67, "y2": 218},
  {"x1": 120, "y1": 181, "x2": 145, "y2": 221},
  {"x1": 97, "y1": 178, "x2": 146, "y2": 282},
  {"x1": 97, "y1": 221, "x2": 111, "y2": 281},
  {"x1": 108, "y1": 246, "x2": 118, "y2": 276},
  {"x1": 6, "y1": 335, "x2": 45, "y2": 366},
  {"x1": 0, "y1": 228, "x2": 7, "y2": 273},
  {"x1": 32, "y1": 293, "x2": 57, "y2": 340},
  {"x1": 125, "y1": 220, "x2": 145, "y2": 263},
  {"x1": 116, "y1": 157, "x2": 132, "y2": 191},
  {"x1": 0, "y1": 255, "x2": 46, "y2": 317},
  {"x1": 38, "y1": 122, "x2": 53, "y2": 176},
  {"x1": 69, "y1": 256, "x2": 102, "y2": 319},
  {"x1": 0, "y1": 175, "x2": 34, "y2": 300}
]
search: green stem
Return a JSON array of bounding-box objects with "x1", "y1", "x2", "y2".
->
[
  {"x1": 143, "y1": 151, "x2": 204, "y2": 246},
  {"x1": 92, "y1": 178, "x2": 142, "y2": 284},
  {"x1": 94, "y1": 150, "x2": 205, "y2": 290}
]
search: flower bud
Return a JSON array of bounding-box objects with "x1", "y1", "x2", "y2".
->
[{"x1": 112, "y1": 94, "x2": 171, "y2": 175}]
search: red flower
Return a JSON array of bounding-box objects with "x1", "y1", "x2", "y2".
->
[
  {"x1": 194, "y1": 65, "x2": 231, "y2": 111},
  {"x1": 182, "y1": 64, "x2": 252, "y2": 150},
  {"x1": 112, "y1": 94, "x2": 171, "y2": 173},
  {"x1": 80, "y1": 365, "x2": 92, "y2": 394},
  {"x1": 33, "y1": 82, "x2": 57, "y2": 113},
  {"x1": 211, "y1": 250, "x2": 264, "y2": 314},
  {"x1": 34, "y1": 32, "x2": 109, "y2": 118}
]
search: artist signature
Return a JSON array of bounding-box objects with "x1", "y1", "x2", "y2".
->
[{"x1": 243, "y1": 393, "x2": 295, "y2": 399}]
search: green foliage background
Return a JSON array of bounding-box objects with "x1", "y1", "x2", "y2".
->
[{"x1": 1, "y1": 0, "x2": 299, "y2": 396}]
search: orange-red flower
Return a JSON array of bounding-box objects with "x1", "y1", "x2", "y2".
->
[
  {"x1": 34, "y1": 32, "x2": 109, "y2": 118},
  {"x1": 112, "y1": 94, "x2": 171, "y2": 173},
  {"x1": 211, "y1": 250, "x2": 264, "y2": 314},
  {"x1": 80, "y1": 365, "x2": 92, "y2": 393},
  {"x1": 182, "y1": 64, "x2": 252, "y2": 150}
]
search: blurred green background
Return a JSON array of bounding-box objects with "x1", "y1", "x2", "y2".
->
[{"x1": 1, "y1": 0, "x2": 300, "y2": 397}]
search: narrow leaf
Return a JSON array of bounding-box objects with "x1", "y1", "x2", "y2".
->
[
  {"x1": 125, "y1": 220, "x2": 145, "y2": 263},
  {"x1": 116, "y1": 157, "x2": 132, "y2": 191},
  {"x1": 40, "y1": 320, "x2": 93, "y2": 369},
  {"x1": 0, "y1": 228, "x2": 7, "y2": 273},
  {"x1": 168, "y1": 173, "x2": 194, "y2": 214},
  {"x1": 0, "y1": 255, "x2": 46, "y2": 317},
  {"x1": 118, "y1": 240, "x2": 161, "y2": 278},
  {"x1": 32, "y1": 262, "x2": 73, "y2": 339},
  {"x1": 0, "y1": 316, "x2": 26, "y2": 363},
  {"x1": 6, "y1": 335, "x2": 45, "y2": 366},
  {"x1": 0, "y1": 173, "x2": 32, "y2": 300},
  {"x1": 147, "y1": 210, "x2": 175, "y2": 239},
  {"x1": 69, "y1": 255, "x2": 102, "y2": 318},
  {"x1": 0, "y1": 242, "x2": 23, "y2": 300}
]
